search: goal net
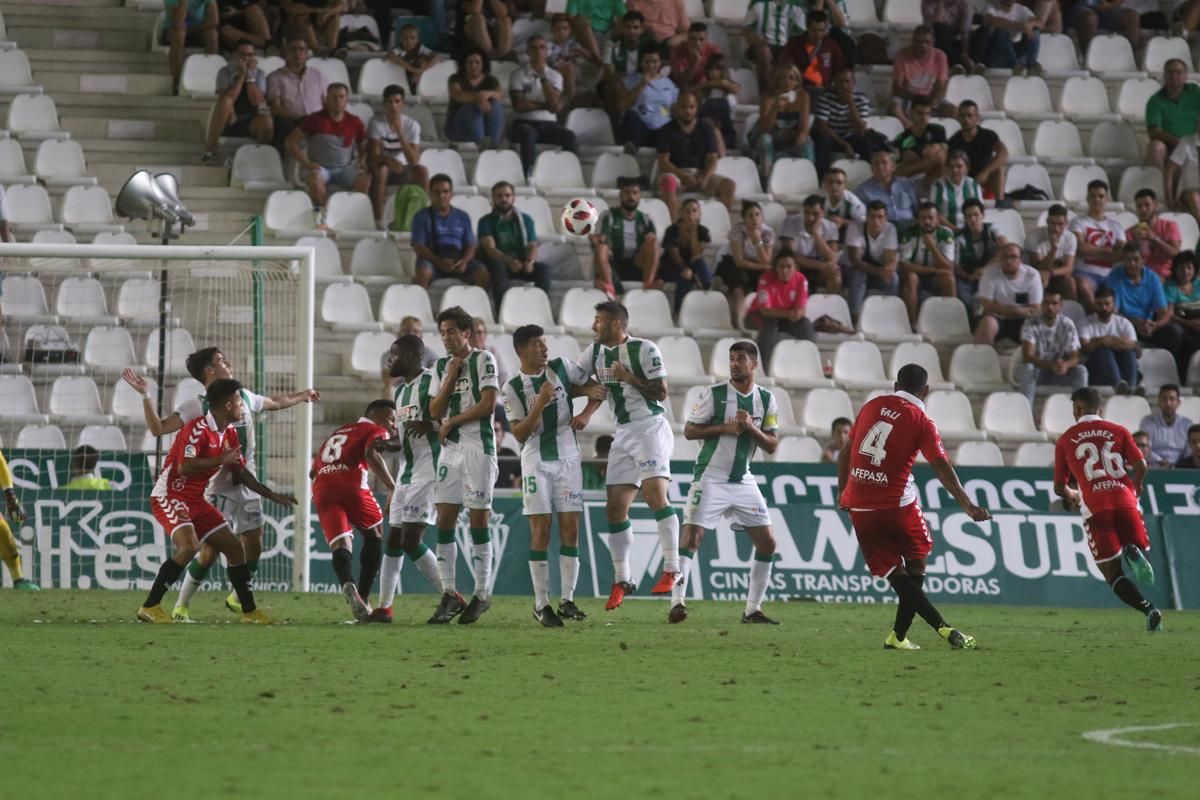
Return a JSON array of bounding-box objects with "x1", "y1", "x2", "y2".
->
[{"x1": 0, "y1": 243, "x2": 315, "y2": 592}]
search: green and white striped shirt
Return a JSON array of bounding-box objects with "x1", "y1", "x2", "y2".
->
[
  {"x1": 688, "y1": 382, "x2": 779, "y2": 484},
  {"x1": 434, "y1": 349, "x2": 499, "y2": 455},
  {"x1": 501, "y1": 357, "x2": 590, "y2": 464},
  {"x1": 930, "y1": 176, "x2": 982, "y2": 228},
  {"x1": 577, "y1": 336, "x2": 668, "y2": 426},
  {"x1": 744, "y1": 0, "x2": 806, "y2": 48},
  {"x1": 393, "y1": 368, "x2": 439, "y2": 485},
  {"x1": 899, "y1": 223, "x2": 957, "y2": 267}
]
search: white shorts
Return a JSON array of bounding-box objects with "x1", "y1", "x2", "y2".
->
[
  {"x1": 434, "y1": 442, "x2": 498, "y2": 510},
  {"x1": 522, "y1": 456, "x2": 584, "y2": 516},
  {"x1": 389, "y1": 480, "x2": 436, "y2": 526},
  {"x1": 683, "y1": 480, "x2": 772, "y2": 530},
  {"x1": 210, "y1": 493, "x2": 264, "y2": 535},
  {"x1": 607, "y1": 415, "x2": 674, "y2": 488}
]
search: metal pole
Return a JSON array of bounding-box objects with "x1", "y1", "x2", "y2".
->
[
  {"x1": 251, "y1": 215, "x2": 267, "y2": 480},
  {"x1": 292, "y1": 247, "x2": 316, "y2": 592},
  {"x1": 153, "y1": 222, "x2": 172, "y2": 468}
]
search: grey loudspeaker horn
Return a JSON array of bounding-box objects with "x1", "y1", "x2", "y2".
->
[
  {"x1": 153, "y1": 172, "x2": 194, "y2": 226},
  {"x1": 115, "y1": 169, "x2": 180, "y2": 223}
]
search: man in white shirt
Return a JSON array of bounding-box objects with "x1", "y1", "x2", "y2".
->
[
  {"x1": 778, "y1": 194, "x2": 842, "y2": 293},
  {"x1": 821, "y1": 166, "x2": 867, "y2": 243},
  {"x1": 367, "y1": 85, "x2": 430, "y2": 227},
  {"x1": 509, "y1": 35, "x2": 578, "y2": 179},
  {"x1": 1013, "y1": 288, "x2": 1086, "y2": 405},
  {"x1": 975, "y1": 242, "x2": 1043, "y2": 344},
  {"x1": 843, "y1": 199, "x2": 900, "y2": 317},
  {"x1": 1079, "y1": 285, "x2": 1140, "y2": 393},
  {"x1": 1166, "y1": 115, "x2": 1200, "y2": 235},
  {"x1": 1026, "y1": 203, "x2": 1078, "y2": 295},
  {"x1": 975, "y1": 0, "x2": 1043, "y2": 76},
  {"x1": 1068, "y1": 179, "x2": 1125, "y2": 310}
]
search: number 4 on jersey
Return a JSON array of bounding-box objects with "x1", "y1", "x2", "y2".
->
[{"x1": 858, "y1": 421, "x2": 894, "y2": 466}]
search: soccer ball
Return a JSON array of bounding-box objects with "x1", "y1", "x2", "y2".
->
[{"x1": 561, "y1": 197, "x2": 600, "y2": 237}]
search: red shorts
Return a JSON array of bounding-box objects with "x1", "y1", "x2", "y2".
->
[
  {"x1": 151, "y1": 496, "x2": 228, "y2": 540},
  {"x1": 1084, "y1": 507, "x2": 1149, "y2": 563},
  {"x1": 849, "y1": 503, "x2": 934, "y2": 578},
  {"x1": 314, "y1": 484, "x2": 382, "y2": 545}
]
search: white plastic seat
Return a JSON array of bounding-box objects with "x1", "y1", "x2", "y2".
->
[
  {"x1": 707, "y1": 338, "x2": 745, "y2": 380},
  {"x1": 49, "y1": 376, "x2": 112, "y2": 425},
  {"x1": 858, "y1": 295, "x2": 919, "y2": 343},
  {"x1": 729, "y1": 67, "x2": 758, "y2": 106},
  {"x1": 439, "y1": 285, "x2": 495, "y2": 325},
  {"x1": 990, "y1": 118, "x2": 1029, "y2": 161},
  {"x1": 1162, "y1": 212, "x2": 1200, "y2": 250},
  {"x1": 17, "y1": 424, "x2": 66, "y2": 449},
  {"x1": 715, "y1": 156, "x2": 766, "y2": 199},
  {"x1": 418, "y1": 148, "x2": 470, "y2": 189},
  {"x1": 4, "y1": 184, "x2": 61, "y2": 232},
  {"x1": 34, "y1": 139, "x2": 95, "y2": 187},
  {"x1": 499, "y1": 286, "x2": 560, "y2": 331},
  {"x1": 0, "y1": 375, "x2": 49, "y2": 424},
  {"x1": 324, "y1": 192, "x2": 378, "y2": 239},
  {"x1": 806, "y1": 294, "x2": 856, "y2": 342},
  {"x1": 77, "y1": 425, "x2": 127, "y2": 451},
  {"x1": 1037, "y1": 33, "x2": 1082, "y2": 74},
  {"x1": 321, "y1": 283, "x2": 382, "y2": 332},
  {"x1": 359, "y1": 58, "x2": 410, "y2": 100},
  {"x1": 180, "y1": 53, "x2": 226, "y2": 98},
  {"x1": 0, "y1": 275, "x2": 52, "y2": 321},
  {"x1": 1059, "y1": 76, "x2": 1114, "y2": 118},
  {"x1": 981, "y1": 391, "x2": 1047, "y2": 442},
  {"x1": 144, "y1": 328, "x2": 196, "y2": 376},
  {"x1": 888, "y1": 342, "x2": 951, "y2": 389},
  {"x1": 231, "y1": 144, "x2": 289, "y2": 190},
  {"x1": 946, "y1": 76, "x2": 993, "y2": 111},
  {"x1": 655, "y1": 336, "x2": 710, "y2": 385},
  {"x1": 294, "y1": 235, "x2": 347, "y2": 283},
  {"x1": 1032, "y1": 120, "x2": 1089, "y2": 165},
  {"x1": 1084, "y1": 34, "x2": 1139, "y2": 75},
  {"x1": 559, "y1": 287, "x2": 609, "y2": 334},
  {"x1": 1062, "y1": 164, "x2": 1109, "y2": 206},
  {"x1": 955, "y1": 440, "x2": 1005, "y2": 466},
  {"x1": 1004, "y1": 163, "x2": 1054, "y2": 200},
  {"x1": 1089, "y1": 122, "x2": 1139, "y2": 163},
  {"x1": 0, "y1": 50, "x2": 40, "y2": 94},
  {"x1": 112, "y1": 375, "x2": 154, "y2": 424},
  {"x1": 0, "y1": 138, "x2": 33, "y2": 183},
  {"x1": 56, "y1": 277, "x2": 115, "y2": 324},
  {"x1": 865, "y1": 115, "x2": 904, "y2": 141},
  {"x1": 514, "y1": 195, "x2": 564, "y2": 241},
  {"x1": 832, "y1": 158, "x2": 871, "y2": 188},
  {"x1": 983, "y1": 208, "x2": 1025, "y2": 247},
  {"x1": 591, "y1": 153, "x2": 639, "y2": 194},
  {"x1": 1142, "y1": 36, "x2": 1189, "y2": 73},
  {"x1": 530, "y1": 150, "x2": 590, "y2": 196},
  {"x1": 773, "y1": 435, "x2": 823, "y2": 463},
  {"x1": 1002, "y1": 76, "x2": 1054, "y2": 117},
  {"x1": 571, "y1": 395, "x2": 616, "y2": 435},
  {"x1": 1139, "y1": 348, "x2": 1179, "y2": 390},
  {"x1": 27, "y1": 229, "x2": 79, "y2": 273},
  {"x1": 345, "y1": 101, "x2": 373, "y2": 129},
  {"x1": 1040, "y1": 393, "x2": 1076, "y2": 435},
  {"x1": 61, "y1": 185, "x2": 122, "y2": 234},
  {"x1": 800, "y1": 387, "x2": 853, "y2": 431},
  {"x1": 832, "y1": 340, "x2": 891, "y2": 390},
  {"x1": 349, "y1": 331, "x2": 395, "y2": 377},
  {"x1": 308, "y1": 57, "x2": 351, "y2": 89},
  {"x1": 1103, "y1": 395, "x2": 1152, "y2": 432},
  {"x1": 349, "y1": 237, "x2": 407, "y2": 283},
  {"x1": 699, "y1": 201, "x2": 733, "y2": 243},
  {"x1": 845, "y1": 0, "x2": 880, "y2": 25},
  {"x1": 1117, "y1": 78, "x2": 1161, "y2": 120},
  {"x1": 883, "y1": 0, "x2": 922, "y2": 24},
  {"x1": 545, "y1": 334, "x2": 580, "y2": 362},
  {"x1": 1118, "y1": 166, "x2": 1163, "y2": 205},
  {"x1": 473, "y1": 149, "x2": 527, "y2": 192},
  {"x1": 623, "y1": 289, "x2": 683, "y2": 337},
  {"x1": 1014, "y1": 442, "x2": 1056, "y2": 467},
  {"x1": 379, "y1": 283, "x2": 435, "y2": 326},
  {"x1": 678, "y1": 291, "x2": 736, "y2": 337},
  {"x1": 115, "y1": 278, "x2": 164, "y2": 326},
  {"x1": 450, "y1": 194, "x2": 493, "y2": 231},
  {"x1": 949, "y1": 344, "x2": 1010, "y2": 392},
  {"x1": 1179, "y1": 395, "x2": 1200, "y2": 424},
  {"x1": 767, "y1": 387, "x2": 805, "y2": 436},
  {"x1": 769, "y1": 339, "x2": 834, "y2": 389},
  {"x1": 565, "y1": 107, "x2": 619, "y2": 151},
  {"x1": 636, "y1": 198, "x2": 672, "y2": 237},
  {"x1": 768, "y1": 158, "x2": 820, "y2": 198}
]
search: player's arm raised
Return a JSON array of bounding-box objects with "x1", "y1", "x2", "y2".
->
[
  {"x1": 122, "y1": 368, "x2": 184, "y2": 436},
  {"x1": 261, "y1": 388, "x2": 320, "y2": 410}
]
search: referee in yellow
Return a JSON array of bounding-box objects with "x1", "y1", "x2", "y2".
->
[{"x1": 0, "y1": 448, "x2": 38, "y2": 590}]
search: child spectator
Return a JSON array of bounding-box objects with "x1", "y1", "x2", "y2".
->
[
  {"x1": 386, "y1": 23, "x2": 440, "y2": 94},
  {"x1": 696, "y1": 54, "x2": 739, "y2": 154},
  {"x1": 821, "y1": 417, "x2": 852, "y2": 463}
]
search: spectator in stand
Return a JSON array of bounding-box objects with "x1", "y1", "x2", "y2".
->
[
  {"x1": 0, "y1": 185, "x2": 13, "y2": 244},
  {"x1": 821, "y1": 416, "x2": 852, "y2": 464},
  {"x1": 1166, "y1": 251, "x2": 1200, "y2": 356},
  {"x1": 386, "y1": 23, "x2": 440, "y2": 94},
  {"x1": 1147, "y1": 61, "x2": 1200, "y2": 181},
  {"x1": 750, "y1": 250, "x2": 814, "y2": 365},
  {"x1": 802, "y1": 0, "x2": 855, "y2": 58},
  {"x1": 582, "y1": 434, "x2": 613, "y2": 489},
  {"x1": 478, "y1": 180, "x2": 551, "y2": 305},
  {"x1": 778, "y1": 195, "x2": 842, "y2": 293},
  {"x1": 1027, "y1": 204, "x2": 1078, "y2": 294},
  {"x1": 1166, "y1": 115, "x2": 1200, "y2": 232},
  {"x1": 286, "y1": 83, "x2": 369, "y2": 210},
  {"x1": 855, "y1": 149, "x2": 921, "y2": 225},
  {"x1": 1014, "y1": 289, "x2": 1086, "y2": 405},
  {"x1": 843, "y1": 200, "x2": 900, "y2": 317},
  {"x1": 975, "y1": 242, "x2": 1044, "y2": 345},
  {"x1": 616, "y1": 47, "x2": 679, "y2": 150},
  {"x1": 812, "y1": 68, "x2": 874, "y2": 178},
  {"x1": 590, "y1": 178, "x2": 659, "y2": 297},
  {"x1": 411, "y1": 174, "x2": 491, "y2": 290},
  {"x1": 548, "y1": 13, "x2": 589, "y2": 100},
  {"x1": 1140, "y1": 384, "x2": 1193, "y2": 467},
  {"x1": 367, "y1": 85, "x2": 429, "y2": 228},
  {"x1": 280, "y1": 0, "x2": 345, "y2": 55},
  {"x1": 1066, "y1": 0, "x2": 1140, "y2": 53},
  {"x1": 456, "y1": 0, "x2": 515, "y2": 60},
  {"x1": 202, "y1": 40, "x2": 272, "y2": 166},
  {"x1": 743, "y1": 0, "x2": 806, "y2": 92},
  {"x1": 601, "y1": 11, "x2": 654, "y2": 115},
  {"x1": 931, "y1": 149, "x2": 982, "y2": 229},
  {"x1": 63, "y1": 446, "x2": 113, "y2": 491},
  {"x1": 446, "y1": 49, "x2": 507, "y2": 148},
  {"x1": 899, "y1": 201, "x2": 957, "y2": 325},
  {"x1": 1078, "y1": 285, "x2": 1139, "y2": 393},
  {"x1": 696, "y1": 55, "x2": 740, "y2": 154},
  {"x1": 716, "y1": 202, "x2": 778, "y2": 322},
  {"x1": 922, "y1": 0, "x2": 975, "y2": 72},
  {"x1": 1105, "y1": 242, "x2": 1189, "y2": 377},
  {"x1": 1024, "y1": 0, "x2": 1063, "y2": 32},
  {"x1": 163, "y1": 0, "x2": 219, "y2": 93},
  {"x1": 1175, "y1": 425, "x2": 1200, "y2": 468},
  {"x1": 471, "y1": 317, "x2": 510, "y2": 387},
  {"x1": 625, "y1": 0, "x2": 689, "y2": 50},
  {"x1": 655, "y1": 91, "x2": 735, "y2": 221},
  {"x1": 670, "y1": 22, "x2": 721, "y2": 90},
  {"x1": 510, "y1": 36, "x2": 578, "y2": 181},
  {"x1": 751, "y1": 65, "x2": 813, "y2": 178},
  {"x1": 1128, "y1": 189, "x2": 1181, "y2": 280},
  {"x1": 567, "y1": 0, "x2": 628, "y2": 64},
  {"x1": 657, "y1": 198, "x2": 713, "y2": 312},
  {"x1": 892, "y1": 95, "x2": 948, "y2": 189},
  {"x1": 1133, "y1": 429, "x2": 1152, "y2": 456},
  {"x1": 783, "y1": 12, "x2": 846, "y2": 98},
  {"x1": 948, "y1": 99, "x2": 1008, "y2": 205},
  {"x1": 955, "y1": 198, "x2": 1007, "y2": 309},
  {"x1": 217, "y1": 1, "x2": 270, "y2": 49},
  {"x1": 267, "y1": 38, "x2": 330, "y2": 149},
  {"x1": 821, "y1": 167, "x2": 867, "y2": 243},
  {"x1": 1069, "y1": 179, "x2": 1126, "y2": 310},
  {"x1": 972, "y1": 0, "x2": 1044, "y2": 76},
  {"x1": 890, "y1": 26, "x2": 956, "y2": 128}
]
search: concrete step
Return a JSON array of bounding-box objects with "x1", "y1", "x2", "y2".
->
[
  {"x1": 34, "y1": 70, "x2": 174, "y2": 97},
  {"x1": 78, "y1": 138, "x2": 205, "y2": 158},
  {"x1": 5, "y1": 25, "x2": 150, "y2": 51},
  {"x1": 91, "y1": 162, "x2": 230, "y2": 190},
  {"x1": 24, "y1": 48, "x2": 164, "y2": 71},
  {"x1": 0, "y1": 0, "x2": 127, "y2": 11},
  {"x1": 60, "y1": 115, "x2": 203, "y2": 143}
]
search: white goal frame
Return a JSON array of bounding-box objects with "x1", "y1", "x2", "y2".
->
[{"x1": 0, "y1": 243, "x2": 317, "y2": 590}]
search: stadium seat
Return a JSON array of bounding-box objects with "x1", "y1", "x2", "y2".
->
[
  {"x1": 379, "y1": 283, "x2": 435, "y2": 326},
  {"x1": 4, "y1": 183, "x2": 61, "y2": 232},
  {"x1": 324, "y1": 192, "x2": 379, "y2": 239},
  {"x1": 34, "y1": 139, "x2": 95, "y2": 188},
  {"x1": 559, "y1": 287, "x2": 608, "y2": 334},
  {"x1": 17, "y1": 424, "x2": 66, "y2": 449},
  {"x1": 1014, "y1": 441, "x2": 1056, "y2": 467},
  {"x1": 537, "y1": 240, "x2": 584, "y2": 280},
  {"x1": 1116, "y1": 78, "x2": 1161, "y2": 120},
  {"x1": 1142, "y1": 35, "x2": 1189, "y2": 73},
  {"x1": 1179, "y1": 395, "x2": 1200, "y2": 424},
  {"x1": 981, "y1": 392, "x2": 1047, "y2": 442},
  {"x1": 144, "y1": 328, "x2": 196, "y2": 376},
  {"x1": 440, "y1": 285, "x2": 495, "y2": 325},
  {"x1": 1037, "y1": 33, "x2": 1083, "y2": 75},
  {"x1": 499, "y1": 286, "x2": 561, "y2": 332},
  {"x1": 450, "y1": 194, "x2": 493, "y2": 230},
  {"x1": 0, "y1": 138, "x2": 33, "y2": 183},
  {"x1": 545, "y1": 333, "x2": 581, "y2": 362},
  {"x1": 1040, "y1": 393, "x2": 1076, "y2": 436},
  {"x1": 77, "y1": 425, "x2": 127, "y2": 451},
  {"x1": 655, "y1": 336, "x2": 710, "y2": 385},
  {"x1": 1084, "y1": 34, "x2": 1139, "y2": 75},
  {"x1": 0, "y1": 50, "x2": 39, "y2": 94},
  {"x1": 715, "y1": 156, "x2": 767, "y2": 200},
  {"x1": 761, "y1": 201, "x2": 787, "y2": 234},
  {"x1": 257, "y1": 55, "x2": 285, "y2": 75},
  {"x1": 61, "y1": 185, "x2": 122, "y2": 235},
  {"x1": 1060, "y1": 298, "x2": 1086, "y2": 328},
  {"x1": 572, "y1": 395, "x2": 616, "y2": 435},
  {"x1": 678, "y1": 291, "x2": 736, "y2": 338},
  {"x1": 916, "y1": 297, "x2": 972, "y2": 344},
  {"x1": 1004, "y1": 163, "x2": 1054, "y2": 201},
  {"x1": 990, "y1": 118, "x2": 1030, "y2": 162},
  {"x1": 87, "y1": 231, "x2": 148, "y2": 278},
  {"x1": 949, "y1": 345, "x2": 1010, "y2": 392},
  {"x1": 954, "y1": 440, "x2": 1005, "y2": 466},
  {"x1": 624, "y1": 289, "x2": 683, "y2": 337},
  {"x1": 844, "y1": 0, "x2": 880, "y2": 25},
  {"x1": 729, "y1": 67, "x2": 759, "y2": 106},
  {"x1": 1162, "y1": 212, "x2": 1200, "y2": 250},
  {"x1": 1089, "y1": 122, "x2": 1140, "y2": 164},
  {"x1": 699, "y1": 200, "x2": 733, "y2": 243},
  {"x1": 418, "y1": 149, "x2": 470, "y2": 190},
  {"x1": 888, "y1": 341, "x2": 952, "y2": 389},
  {"x1": 984, "y1": 208, "x2": 1026, "y2": 246},
  {"x1": 806, "y1": 294, "x2": 857, "y2": 342},
  {"x1": 832, "y1": 340, "x2": 891, "y2": 390},
  {"x1": 565, "y1": 107, "x2": 620, "y2": 152},
  {"x1": 349, "y1": 237, "x2": 408, "y2": 283},
  {"x1": 179, "y1": 53, "x2": 226, "y2": 98},
  {"x1": 265, "y1": 191, "x2": 318, "y2": 237},
  {"x1": 492, "y1": 61, "x2": 520, "y2": 92},
  {"x1": 1058, "y1": 76, "x2": 1115, "y2": 119},
  {"x1": 231, "y1": 145, "x2": 289, "y2": 190},
  {"x1": 1189, "y1": 352, "x2": 1200, "y2": 386},
  {"x1": 769, "y1": 339, "x2": 833, "y2": 389},
  {"x1": 1117, "y1": 166, "x2": 1163, "y2": 205},
  {"x1": 1103, "y1": 395, "x2": 1151, "y2": 431},
  {"x1": 832, "y1": 158, "x2": 871, "y2": 187},
  {"x1": 172, "y1": 378, "x2": 204, "y2": 410},
  {"x1": 474, "y1": 149, "x2": 527, "y2": 192},
  {"x1": 768, "y1": 387, "x2": 806, "y2": 437},
  {"x1": 309, "y1": 57, "x2": 351, "y2": 89},
  {"x1": 800, "y1": 387, "x2": 853, "y2": 432},
  {"x1": 530, "y1": 150, "x2": 590, "y2": 196},
  {"x1": 859, "y1": 296, "x2": 919, "y2": 343},
  {"x1": 321, "y1": 283, "x2": 382, "y2": 332},
  {"x1": 358, "y1": 59, "x2": 408, "y2": 100},
  {"x1": 112, "y1": 376, "x2": 154, "y2": 424},
  {"x1": 514, "y1": 195, "x2": 563, "y2": 240},
  {"x1": 0, "y1": 275, "x2": 52, "y2": 322},
  {"x1": 56, "y1": 277, "x2": 115, "y2": 325},
  {"x1": 773, "y1": 435, "x2": 823, "y2": 463},
  {"x1": 1032, "y1": 120, "x2": 1089, "y2": 166},
  {"x1": 49, "y1": 376, "x2": 112, "y2": 426},
  {"x1": 1062, "y1": 165, "x2": 1109, "y2": 206},
  {"x1": 115, "y1": 278, "x2": 166, "y2": 327},
  {"x1": 27, "y1": 229, "x2": 79, "y2": 273},
  {"x1": 345, "y1": 101, "x2": 373, "y2": 129},
  {"x1": 637, "y1": 198, "x2": 672, "y2": 236},
  {"x1": 863, "y1": 115, "x2": 902, "y2": 143},
  {"x1": 946, "y1": 76, "x2": 993, "y2": 111},
  {"x1": 1138, "y1": 349, "x2": 1179, "y2": 391},
  {"x1": 883, "y1": 0, "x2": 922, "y2": 24},
  {"x1": 0, "y1": 375, "x2": 49, "y2": 425},
  {"x1": 1002, "y1": 76, "x2": 1054, "y2": 118},
  {"x1": 293, "y1": 235, "x2": 347, "y2": 284},
  {"x1": 349, "y1": 331, "x2": 395, "y2": 378},
  {"x1": 768, "y1": 158, "x2": 820, "y2": 198}
]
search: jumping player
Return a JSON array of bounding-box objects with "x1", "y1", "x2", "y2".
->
[
  {"x1": 0, "y1": 447, "x2": 37, "y2": 589},
  {"x1": 311, "y1": 399, "x2": 398, "y2": 621},
  {"x1": 501, "y1": 324, "x2": 598, "y2": 627},
  {"x1": 837, "y1": 364, "x2": 990, "y2": 650},
  {"x1": 370, "y1": 334, "x2": 447, "y2": 623},
  {"x1": 138, "y1": 379, "x2": 297, "y2": 623},
  {"x1": 1053, "y1": 387, "x2": 1162, "y2": 631},
  {"x1": 671, "y1": 341, "x2": 779, "y2": 625},
  {"x1": 122, "y1": 348, "x2": 318, "y2": 621},
  {"x1": 573, "y1": 301, "x2": 680, "y2": 610},
  {"x1": 428, "y1": 307, "x2": 500, "y2": 625}
]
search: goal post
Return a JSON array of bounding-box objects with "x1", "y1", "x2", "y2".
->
[{"x1": 0, "y1": 243, "x2": 316, "y2": 591}]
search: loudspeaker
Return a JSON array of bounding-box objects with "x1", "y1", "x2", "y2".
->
[{"x1": 153, "y1": 172, "x2": 194, "y2": 226}]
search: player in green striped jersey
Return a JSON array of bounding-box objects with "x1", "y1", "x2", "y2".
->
[
  {"x1": 428, "y1": 306, "x2": 501, "y2": 624},
  {"x1": 502, "y1": 325, "x2": 603, "y2": 626},
  {"x1": 671, "y1": 341, "x2": 781, "y2": 625},
  {"x1": 573, "y1": 300, "x2": 680, "y2": 611},
  {"x1": 368, "y1": 335, "x2": 447, "y2": 623}
]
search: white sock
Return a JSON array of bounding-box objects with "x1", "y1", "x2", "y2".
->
[
  {"x1": 745, "y1": 555, "x2": 773, "y2": 616},
  {"x1": 411, "y1": 546, "x2": 441, "y2": 589},
  {"x1": 436, "y1": 540, "x2": 457, "y2": 593},
  {"x1": 472, "y1": 542, "x2": 492, "y2": 599},
  {"x1": 378, "y1": 553, "x2": 404, "y2": 609},
  {"x1": 655, "y1": 508, "x2": 680, "y2": 572},
  {"x1": 671, "y1": 552, "x2": 694, "y2": 607},
  {"x1": 559, "y1": 549, "x2": 580, "y2": 602},
  {"x1": 529, "y1": 552, "x2": 550, "y2": 609},
  {"x1": 174, "y1": 563, "x2": 203, "y2": 610},
  {"x1": 609, "y1": 522, "x2": 633, "y2": 584}
]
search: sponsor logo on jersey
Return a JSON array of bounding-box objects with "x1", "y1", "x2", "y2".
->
[
  {"x1": 184, "y1": 445, "x2": 197, "y2": 458},
  {"x1": 851, "y1": 467, "x2": 889, "y2": 484},
  {"x1": 317, "y1": 463, "x2": 350, "y2": 476}
]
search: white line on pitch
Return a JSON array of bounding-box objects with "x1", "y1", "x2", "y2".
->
[{"x1": 1082, "y1": 723, "x2": 1200, "y2": 756}]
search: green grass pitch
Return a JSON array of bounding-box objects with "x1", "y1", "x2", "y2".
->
[{"x1": 4, "y1": 592, "x2": 1197, "y2": 800}]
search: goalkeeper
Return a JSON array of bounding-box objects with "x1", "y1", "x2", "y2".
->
[{"x1": 0, "y1": 448, "x2": 38, "y2": 590}]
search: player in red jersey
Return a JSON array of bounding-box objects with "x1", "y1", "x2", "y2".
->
[
  {"x1": 312, "y1": 399, "x2": 398, "y2": 621},
  {"x1": 138, "y1": 379, "x2": 297, "y2": 623},
  {"x1": 837, "y1": 364, "x2": 991, "y2": 650},
  {"x1": 1053, "y1": 387, "x2": 1162, "y2": 632}
]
